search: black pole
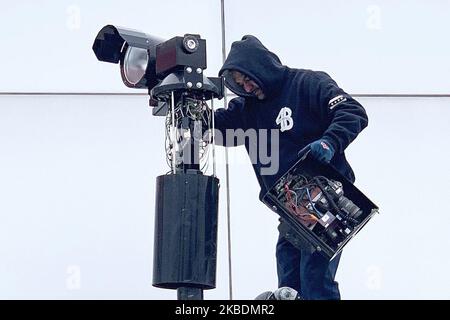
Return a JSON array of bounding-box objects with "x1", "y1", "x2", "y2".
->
[{"x1": 177, "y1": 287, "x2": 204, "y2": 300}]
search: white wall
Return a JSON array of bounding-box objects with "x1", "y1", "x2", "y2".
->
[
  {"x1": 1, "y1": 96, "x2": 449, "y2": 299},
  {"x1": 3, "y1": 0, "x2": 450, "y2": 93},
  {"x1": 1, "y1": 0, "x2": 449, "y2": 299},
  {"x1": 0, "y1": 0, "x2": 223, "y2": 92},
  {"x1": 224, "y1": 0, "x2": 450, "y2": 94}
]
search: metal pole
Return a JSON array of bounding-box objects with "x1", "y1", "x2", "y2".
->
[
  {"x1": 211, "y1": 98, "x2": 217, "y2": 177},
  {"x1": 177, "y1": 287, "x2": 204, "y2": 300},
  {"x1": 220, "y1": 0, "x2": 233, "y2": 301},
  {"x1": 171, "y1": 92, "x2": 177, "y2": 174}
]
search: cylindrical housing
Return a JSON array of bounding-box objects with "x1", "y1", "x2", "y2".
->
[{"x1": 152, "y1": 174, "x2": 219, "y2": 289}]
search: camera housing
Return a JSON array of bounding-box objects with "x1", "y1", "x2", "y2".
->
[
  {"x1": 262, "y1": 151, "x2": 379, "y2": 260},
  {"x1": 93, "y1": 26, "x2": 224, "y2": 300},
  {"x1": 92, "y1": 25, "x2": 223, "y2": 101}
]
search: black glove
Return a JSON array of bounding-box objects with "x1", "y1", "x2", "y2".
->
[{"x1": 308, "y1": 139, "x2": 335, "y2": 163}]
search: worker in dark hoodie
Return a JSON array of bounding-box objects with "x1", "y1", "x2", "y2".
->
[{"x1": 213, "y1": 35, "x2": 368, "y2": 300}]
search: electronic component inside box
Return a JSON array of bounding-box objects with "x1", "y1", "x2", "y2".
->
[{"x1": 263, "y1": 152, "x2": 379, "y2": 260}]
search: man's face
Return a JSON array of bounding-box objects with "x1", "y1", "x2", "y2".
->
[{"x1": 231, "y1": 70, "x2": 266, "y2": 100}]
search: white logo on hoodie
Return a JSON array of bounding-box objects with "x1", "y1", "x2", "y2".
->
[{"x1": 276, "y1": 107, "x2": 293, "y2": 132}]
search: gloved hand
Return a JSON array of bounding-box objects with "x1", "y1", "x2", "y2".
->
[{"x1": 309, "y1": 139, "x2": 335, "y2": 163}]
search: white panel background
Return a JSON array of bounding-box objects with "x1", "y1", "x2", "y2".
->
[
  {"x1": 1, "y1": 0, "x2": 450, "y2": 93},
  {"x1": 0, "y1": 0, "x2": 449, "y2": 300},
  {"x1": 0, "y1": 96, "x2": 449, "y2": 299},
  {"x1": 224, "y1": 0, "x2": 450, "y2": 94},
  {"x1": 0, "y1": 0, "x2": 223, "y2": 92}
]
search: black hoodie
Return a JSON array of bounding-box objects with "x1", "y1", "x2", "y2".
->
[{"x1": 215, "y1": 35, "x2": 368, "y2": 199}]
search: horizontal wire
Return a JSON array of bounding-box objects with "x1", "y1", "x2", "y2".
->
[{"x1": 1, "y1": 92, "x2": 450, "y2": 98}]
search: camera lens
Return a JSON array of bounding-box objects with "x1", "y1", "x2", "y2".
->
[{"x1": 123, "y1": 46, "x2": 149, "y2": 85}]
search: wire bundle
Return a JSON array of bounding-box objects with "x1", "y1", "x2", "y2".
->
[{"x1": 164, "y1": 99, "x2": 212, "y2": 172}]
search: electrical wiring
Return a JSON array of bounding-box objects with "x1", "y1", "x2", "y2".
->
[
  {"x1": 267, "y1": 155, "x2": 376, "y2": 256},
  {"x1": 285, "y1": 175, "x2": 361, "y2": 228},
  {"x1": 284, "y1": 183, "x2": 319, "y2": 225},
  {"x1": 164, "y1": 97, "x2": 213, "y2": 172}
]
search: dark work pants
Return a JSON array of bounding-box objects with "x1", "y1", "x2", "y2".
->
[{"x1": 276, "y1": 234, "x2": 342, "y2": 300}]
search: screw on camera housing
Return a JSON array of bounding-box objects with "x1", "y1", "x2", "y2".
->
[{"x1": 183, "y1": 35, "x2": 199, "y2": 53}]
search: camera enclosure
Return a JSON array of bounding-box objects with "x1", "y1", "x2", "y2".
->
[{"x1": 262, "y1": 151, "x2": 379, "y2": 260}]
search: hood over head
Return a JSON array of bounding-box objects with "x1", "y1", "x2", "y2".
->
[{"x1": 219, "y1": 35, "x2": 286, "y2": 99}]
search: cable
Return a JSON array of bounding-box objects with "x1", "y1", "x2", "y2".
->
[
  {"x1": 305, "y1": 187, "x2": 323, "y2": 217},
  {"x1": 170, "y1": 92, "x2": 177, "y2": 173},
  {"x1": 284, "y1": 184, "x2": 318, "y2": 225},
  {"x1": 211, "y1": 98, "x2": 217, "y2": 177},
  {"x1": 221, "y1": 0, "x2": 233, "y2": 301}
]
